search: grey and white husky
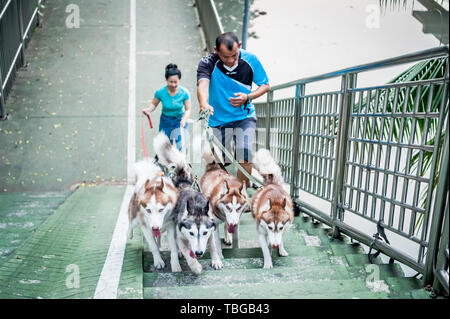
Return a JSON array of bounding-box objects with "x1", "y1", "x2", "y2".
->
[{"x1": 154, "y1": 132, "x2": 223, "y2": 275}]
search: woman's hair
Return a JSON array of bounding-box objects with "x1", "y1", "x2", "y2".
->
[{"x1": 165, "y1": 63, "x2": 182, "y2": 80}]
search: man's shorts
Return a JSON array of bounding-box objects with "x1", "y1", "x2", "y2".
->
[{"x1": 210, "y1": 117, "x2": 256, "y2": 163}]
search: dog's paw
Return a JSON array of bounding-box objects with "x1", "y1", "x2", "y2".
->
[
  {"x1": 223, "y1": 233, "x2": 232, "y2": 246},
  {"x1": 263, "y1": 261, "x2": 273, "y2": 269},
  {"x1": 171, "y1": 261, "x2": 182, "y2": 273},
  {"x1": 190, "y1": 261, "x2": 203, "y2": 275},
  {"x1": 153, "y1": 257, "x2": 165, "y2": 270},
  {"x1": 211, "y1": 258, "x2": 223, "y2": 270},
  {"x1": 278, "y1": 248, "x2": 289, "y2": 257}
]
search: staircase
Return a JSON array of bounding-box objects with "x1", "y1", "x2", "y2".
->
[{"x1": 139, "y1": 212, "x2": 432, "y2": 299}]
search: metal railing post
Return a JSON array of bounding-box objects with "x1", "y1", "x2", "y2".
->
[
  {"x1": 423, "y1": 124, "x2": 450, "y2": 286},
  {"x1": 17, "y1": 0, "x2": 25, "y2": 66},
  {"x1": 331, "y1": 73, "x2": 357, "y2": 237},
  {"x1": 290, "y1": 82, "x2": 304, "y2": 197},
  {"x1": 241, "y1": 0, "x2": 250, "y2": 50},
  {"x1": 0, "y1": 71, "x2": 5, "y2": 120},
  {"x1": 265, "y1": 90, "x2": 273, "y2": 149}
]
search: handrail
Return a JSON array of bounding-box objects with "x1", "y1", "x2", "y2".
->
[
  {"x1": 195, "y1": 0, "x2": 224, "y2": 52},
  {"x1": 270, "y1": 46, "x2": 449, "y2": 91},
  {"x1": 254, "y1": 46, "x2": 449, "y2": 291}
]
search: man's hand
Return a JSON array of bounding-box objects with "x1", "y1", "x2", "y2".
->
[
  {"x1": 200, "y1": 103, "x2": 214, "y2": 115},
  {"x1": 229, "y1": 93, "x2": 248, "y2": 107},
  {"x1": 180, "y1": 118, "x2": 186, "y2": 128}
]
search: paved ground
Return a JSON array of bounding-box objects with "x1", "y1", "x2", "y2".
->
[{"x1": 0, "y1": 0, "x2": 205, "y2": 298}]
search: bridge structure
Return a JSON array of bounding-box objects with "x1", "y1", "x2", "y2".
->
[{"x1": 0, "y1": 0, "x2": 448, "y2": 299}]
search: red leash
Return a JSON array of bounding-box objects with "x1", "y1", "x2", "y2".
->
[{"x1": 141, "y1": 113, "x2": 153, "y2": 159}]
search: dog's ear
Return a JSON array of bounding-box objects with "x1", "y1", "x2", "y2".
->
[
  {"x1": 282, "y1": 197, "x2": 287, "y2": 210},
  {"x1": 186, "y1": 200, "x2": 191, "y2": 213},
  {"x1": 240, "y1": 180, "x2": 247, "y2": 196},
  {"x1": 144, "y1": 179, "x2": 151, "y2": 191},
  {"x1": 204, "y1": 199, "x2": 211, "y2": 214},
  {"x1": 181, "y1": 200, "x2": 189, "y2": 220},
  {"x1": 261, "y1": 198, "x2": 271, "y2": 212},
  {"x1": 221, "y1": 180, "x2": 228, "y2": 194},
  {"x1": 158, "y1": 178, "x2": 164, "y2": 190}
]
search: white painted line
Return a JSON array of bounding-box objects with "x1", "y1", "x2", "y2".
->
[
  {"x1": 94, "y1": 0, "x2": 136, "y2": 299},
  {"x1": 94, "y1": 185, "x2": 134, "y2": 299},
  {"x1": 127, "y1": 0, "x2": 137, "y2": 184}
]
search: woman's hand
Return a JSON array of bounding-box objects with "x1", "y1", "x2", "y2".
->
[
  {"x1": 180, "y1": 118, "x2": 187, "y2": 128},
  {"x1": 142, "y1": 107, "x2": 152, "y2": 117}
]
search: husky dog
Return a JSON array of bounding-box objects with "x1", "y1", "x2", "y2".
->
[
  {"x1": 127, "y1": 159, "x2": 181, "y2": 272},
  {"x1": 252, "y1": 149, "x2": 294, "y2": 269},
  {"x1": 200, "y1": 143, "x2": 249, "y2": 257},
  {"x1": 154, "y1": 132, "x2": 223, "y2": 275}
]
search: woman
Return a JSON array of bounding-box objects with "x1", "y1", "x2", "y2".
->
[{"x1": 142, "y1": 64, "x2": 191, "y2": 151}]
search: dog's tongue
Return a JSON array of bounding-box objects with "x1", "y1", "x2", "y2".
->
[
  {"x1": 227, "y1": 224, "x2": 236, "y2": 234},
  {"x1": 189, "y1": 250, "x2": 196, "y2": 259},
  {"x1": 152, "y1": 229, "x2": 161, "y2": 238}
]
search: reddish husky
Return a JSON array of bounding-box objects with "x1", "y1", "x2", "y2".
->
[
  {"x1": 252, "y1": 149, "x2": 293, "y2": 268},
  {"x1": 200, "y1": 144, "x2": 249, "y2": 257}
]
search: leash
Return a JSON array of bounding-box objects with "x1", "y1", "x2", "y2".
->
[
  {"x1": 141, "y1": 113, "x2": 153, "y2": 160},
  {"x1": 197, "y1": 109, "x2": 264, "y2": 189}
]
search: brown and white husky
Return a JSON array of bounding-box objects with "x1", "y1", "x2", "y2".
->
[
  {"x1": 127, "y1": 159, "x2": 180, "y2": 272},
  {"x1": 200, "y1": 144, "x2": 249, "y2": 257},
  {"x1": 252, "y1": 149, "x2": 294, "y2": 269}
]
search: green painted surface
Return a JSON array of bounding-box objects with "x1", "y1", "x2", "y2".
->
[
  {"x1": 0, "y1": 192, "x2": 70, "y2": 265},
  {"x1": 117, "y1": 228, "x2": 144, "y2": 299},
  {"x1": 0, "y1": 185, "x2": 125, "y2": 299}
]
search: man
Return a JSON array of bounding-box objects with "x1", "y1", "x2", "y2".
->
[{"x1": 197, "y1": 32, "x2": 270, "y2": 186}]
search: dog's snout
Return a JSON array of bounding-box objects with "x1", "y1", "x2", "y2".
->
[
  {"x1": 195, "y1": 250, "x2": 203, "y2": 257},
  {"x1": 152, "y1": 226, "x2": 159, "y2": 231},
  {"x1": 272, "y1": 244, "x2": 279, "y2": 249}
]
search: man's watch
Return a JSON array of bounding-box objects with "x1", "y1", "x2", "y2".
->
[{"x1": 246, "y1": 94, "x2": 252, "y2": 105}]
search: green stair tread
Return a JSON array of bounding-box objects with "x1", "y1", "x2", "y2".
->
[
  {"x1": 346, "y1": 253, "x2": 383, "y2": 265},
  {"x1": 143, "y1": 265, "x2": 353, "y2": 288},
  {"x1": 143, "y1": 245, "x2": 335, "y2": 264},
  {"x1": 385, "y1": 277, "x2": 428, "y2": 299},
  {"x1": 143, "y1": 254, "x2": 349, "y2": 273},
  {"x1": 143, "y1": 278, "x2": 391, "y2": 299},
  {"x1": 410, "y1": 288, "x2": 433, "y2": 299},
  {"x1": 347, "y1": 263, "x2": 405, "y2": 280}
]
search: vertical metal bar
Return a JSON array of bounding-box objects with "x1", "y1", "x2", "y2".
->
[
  {"x1": 241, "y1": 0, "x2": 250, "y2": 50},
  {"x1": 290, "y1": 83, "x2": 304, "y2": 197},
  {"x1": 356, "y1": 89, "x2": 371, "y2": 215},
  {"x1": 17, "y1": 0, "x2": 25, "y2": 66},
  {"x1": 0, "y1": 63, "x2": 5, "y2": 120},
  {"x1": 331, "y1": 73, "x2": 357, "y2": 234},
  {"x1": 423, "y1": 125, "x2": 449, "y2": 285},
  {"x1": 363, "y1": 89, "x2": 379, "y2": 219},
  {"x1": 265, "y1": 90, "x2": 273, "y2": 149},
  {"x1": 420, "y1": 64, "x2": 449, "y2": 265},
  {"x1": 371, "y1": 88, "x2": 390, "y2": 220}
]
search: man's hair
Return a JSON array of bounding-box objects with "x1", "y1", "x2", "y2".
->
[{"x1": 215, "y1": 32, "x2": 239, "y2": 51}]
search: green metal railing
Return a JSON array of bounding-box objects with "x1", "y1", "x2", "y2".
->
[
  {"x1": 254, "y1": 46, "x2": 449, "y2": 291},
  {"x1": 0, "y1": 0, "x2": 42, "y2": 120},
  {"x1": 195, "y1": 0, "x2": 224, "y2": 52}
]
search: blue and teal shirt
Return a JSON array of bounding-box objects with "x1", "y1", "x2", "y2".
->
[
  {"x1": 155, "y1": 85, "x2": 190, "y2": 118},
  {"x1": 197, "y1": 49, "x2": 269, "y2": 127}
]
